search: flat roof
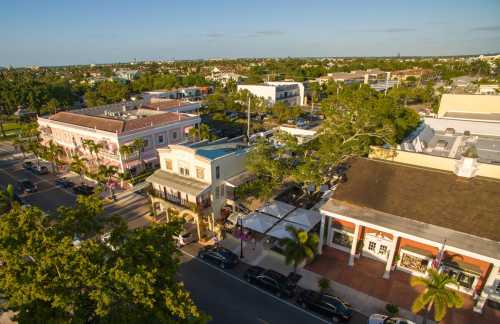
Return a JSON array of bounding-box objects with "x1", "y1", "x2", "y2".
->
[
  {"x1": 328, "y1": 158, "x2": 500, "y2": 242},
  {"x1": 443, "y1": 112, "x2": 500, "y2": 122},
  {"x1": 146, "y1": 170, "x2": 210, "y2": 196}
]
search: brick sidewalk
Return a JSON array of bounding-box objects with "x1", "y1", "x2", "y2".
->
[{"x1": 306, "y1": 247, "x2": 500, "y2": 324}]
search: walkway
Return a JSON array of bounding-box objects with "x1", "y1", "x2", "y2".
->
[{"x1": 306, "y1": 247, "x2": 500, "y2": 324}]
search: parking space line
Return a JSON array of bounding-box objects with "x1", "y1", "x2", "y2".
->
[{"x1": 179, "y1": 249, "x2": 330, "y2": 324}]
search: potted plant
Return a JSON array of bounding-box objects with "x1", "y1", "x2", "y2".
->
[{"x1": 386, "y1": 303, "x2": 399, "y2": 317}]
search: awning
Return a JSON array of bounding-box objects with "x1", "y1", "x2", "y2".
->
[
  {"x1": 258, "y1": 201, "x2": 296, "y2": 218},
  {"x1": 225, "y1": 171, "x2": 255, "y2": 187},
  {"x1": 146, "y1": 170, "x2": 210, "y2": 196},
  {"x1": 266, "y1": 221, "x2": 309, "y2": 240},
  {"x1": 143, "y1": 156, "x2": 158, "y2": 163},
  {"x1": 283, "y1": 208, "x2": 322, "y2": 230},
  {"x1": 242, "y1": 212, "x2": 279, "y2": 233}
]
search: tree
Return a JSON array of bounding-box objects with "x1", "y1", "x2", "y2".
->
[
  {"x1": 82, "y1": 139, "x2": 104, "y2": 168},
  {"x1": 280, "y1": 226, "x2": 319, "y2": 274},
  {"x1": 188, "y1": 124, "x2": 216, "y2": 141},
  {"x1": 132, "y1": 138, "x2": 146, "y2": 171},
  {"x1": 96, "y1": 165, "x2": 118, "y2": 194},
  {"x1": 44, "y1": 140, "x2": 64, "y2": 174},
  {"x1": 0, "y1": 184, "x2": 16, "y2": 214},
  {"x1": 410, "y1": 269, "x2": 464, "y2": 323},
  {"x1": 318, "y1": 277, "x2": 330, "y2": 296},
  {"x1": 70, "y1": 154, "x2": 88, "y2": 184},
  {"x1": 0, "y1": 195, "x2": 208, "y2": 323}
]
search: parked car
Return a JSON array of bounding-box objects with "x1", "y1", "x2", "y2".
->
[
  {"x1": 22, "y1": 161, "x2": 34, "y2": 170},
  {"x1": 297, "y1": 289, "x2": 353, "y2": 322},
  {"x1": 55, "y1": 178, "x2": 75, "y2": 188},
  {"x1": 243, "y1": 266, "x2": 302, "y2": 298},
  {"x1": 197, "y1": 245, "x2": 239, "y2": 269},
  {"x1": 173, "y1": 224, "x2": 197, "y2": 247},
  {"x1": 16, "y1": 179, "x2": 37, "y2": 194},
  {"x1": 32, "y1": 165, "x2": 49, "y2": 175},
  {"x1": 368, "y1": 314, "x2": 415, "y2": 324},
  {"x1": 73, "y1": 184, "x2": 94, "y2": 196}
]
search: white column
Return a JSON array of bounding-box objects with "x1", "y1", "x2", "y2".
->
[
  {"x1": 474, "y1": 264, "x2": 499, "y2": 313},
  {"x1": 348, "y1": 224, "x2": 360, "y2": 266},
  {"x1": 326, "y1": 217, "x2": 334, "y2": 247},
  {"x1": 383, "y1": 235, "x2": 400, "y2": 279},
  {"x1": 317, "y1": 213, "x2": 326, "y2": 255}
]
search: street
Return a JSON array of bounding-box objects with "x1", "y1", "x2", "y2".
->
[{"x1": 179, "y1": 248, "x2": 368, "y2": 324}]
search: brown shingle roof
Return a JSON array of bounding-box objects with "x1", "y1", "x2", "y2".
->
[
  {"x1": 50, "y1": 112, "x2": 124, "y2": 133},
  {"x1": 49, "y1": 111, "x2": 189, "y2": 134},
  {"x1": 332, "y1": 158, "x2": 500, "y2": 241}
]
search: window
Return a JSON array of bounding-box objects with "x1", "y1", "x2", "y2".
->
[
  {"x1": 196, "y1": 167, "x2": 205, "y2": 180},
  {"x1": 215, "y1": 187, "x2": 220, "y2": 199},
  {"x1": 215, "y1": 166, "x2": 220, "y2": 179},
  {"x1": 368, "y1": 241, "x2": 376, "y2": 252},
  {"x1": 332, "y1": 231, "x2": 353, "y2": 248},
  {"x1": 142, "y1": 139, "x2": 148, "y2": 152},
  {"x1": 400, "y1": 253, "x2": 429, "y2": 273},
  {"x1": 442, "y1": 267, "x2": 476, "y2": 289},
  {"x1": 158, "y1": 135, "x2": 164, "y2": 144},
  {"x1": 220, "y1": 184, "x2": 225, "y2": 197},
  {"x1": 180, "y1": 167, "x2": 190, "y2": 176},
  {"x1": 495, "y1": 281, "x2": 500, "y2": 295},
  {"x1": 165, "y1": 159, "x2": 173, "y2": 171},
  {"x1": 378, "y1": 245, "x2": 388, "y2": 255},
  {"x1": 172, "y1": 131, "x2": 177, "y2": 140}
]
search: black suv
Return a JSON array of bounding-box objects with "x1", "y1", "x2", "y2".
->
[
  {"x1": 55, "y1": 178, "x2": 75, "y2": 188},
  {"x1": 297, "y1": 289, "x2": 353, "y2": 322},
  {"x1": 197, "y1": 246, "x2": 239, "y2": 269},
  {"x1": 73, "y1": 184, "x2": 94, "y2": 196},
  {"x1": 244, "y1": 266, "x2": 302, "y2": 298}
]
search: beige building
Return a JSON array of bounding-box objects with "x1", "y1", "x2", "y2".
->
[
  {"x1": 437, "y1": 94, "x2": 500, "y2": 122},
  {"x1": 146, "y1": 137, "x2": 250, "y2": 239}
]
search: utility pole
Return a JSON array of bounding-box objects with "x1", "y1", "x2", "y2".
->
[{"x1": 247, "y1": 97, "x2": 251, "y2": 139}]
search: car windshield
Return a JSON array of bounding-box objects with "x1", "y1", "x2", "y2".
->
[
  {"x1": 22, "y1": 181, "x2": 33, "y2": 188},
  {"x1": 218, "y1": 249, "x2": 234, "y2": 259},
  {"x1": 323, "y1": 296, "x2": 349, "y2": 312}
]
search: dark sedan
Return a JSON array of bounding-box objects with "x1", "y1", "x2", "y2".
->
[
  {"x1": 297, "y1": 289, "x2": 353, "y2": 322},
  {"x1": 55, "y1": 178, "x2": 75, "y2": 188},
  {"x1": 16, "y1": 179, "x2": 37, "y2": 194},
  {"x1": 244, "y1": 266, "x2": 302, "y2": 298},
  {"x1": 73, "y1": 184, "x2": 94, "y2": 196},
  {"x1": 197, "y1": 245, "x2": 239, "y2": 269}
]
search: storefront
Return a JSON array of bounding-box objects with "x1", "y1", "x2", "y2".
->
[
  {"x1": 331, "y1": 225, "x2": 354, "y2": 253},
  {"x1": 441, "y1": 260, "x2": 482, "y2": 295},
  {"x1": 397, "y1": 246, "x2": 433, "y2": 276}
]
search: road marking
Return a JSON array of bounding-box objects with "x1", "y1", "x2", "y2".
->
[{"x1": 179, "y1": 249, "x2": 330, "y2": 324}]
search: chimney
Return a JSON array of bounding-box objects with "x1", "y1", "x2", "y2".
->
[{"x1": 454, "y1": 146, "x2": 479, "y2": 178}]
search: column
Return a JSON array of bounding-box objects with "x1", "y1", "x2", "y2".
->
[
  {"x1": 317, "y1": 213, "x2": 326, "y2": 255},
  {"x1": 383, "y1": 235, "x2": 400, "y2": 279},
  {"x1": 326, "y1": 217, "x2": 334, "y2": 247},
  {"x1": 474, "y1": 263, "x2": 499, "y2": 313},
  {"x1": 348, "y1": 224, "x2": 360, "y2": 266}
]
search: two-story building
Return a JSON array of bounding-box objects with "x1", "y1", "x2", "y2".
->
[
  {"x1": 237, "y1": 82, "x2": 301, "y2": 106},
  {"x1": 37, "y1": 101, "x2": 200, "y2": 175},
  {"x1": 146, "y1": 137, "x2": 250, "y2": 239}
]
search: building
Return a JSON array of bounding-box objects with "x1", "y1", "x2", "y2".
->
[
  {"x1": 142, "y1": 86, "x2": 213, "y2": 102},
  {"x1": 317, "y1": 157, "x2": 500, "y2": 315},
  {"x1": 437, "y1": 94, "x2": 500, "y2": 121},
  {"x1": 237, "y1": 82, "x2": 302, "y2": 106},
  {"x1": 478, "y1": 85, "x2": 499, "y2": 95},
  {"x1": 389, "y1": 68, "x2": 434, "y2": 81},
  {"x1": 370, "y1": 80, "x2": 400, "y2": 92},
  {"x1": 146, "y1": 137, "x2": 251, "y2": 239},
  {"x1": 400, "y1": 116, "x2": 500, "y2": 165},
  {"x1": 207, "y1": 67, "x2": 247, "y2": 86},
  {"x1": 140, "y1": 99, "x2": 202, "y2": 114},
  {"x1": 37, "y1": 101, "x2": 200, "y2": 174},
  {"x1": 317, "y1": 69, "x2": 385, "y2": 85},
  {"x1": 115, "y1": 69, "x2": 140, "y2": 81}
]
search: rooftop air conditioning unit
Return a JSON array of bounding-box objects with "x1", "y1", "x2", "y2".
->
[
  {"x1": 463, "y1": 130, "x2": 471, "y2": 136},
  {"x1": 444, "y1": 128, "x2": 455, "y2": 135}
]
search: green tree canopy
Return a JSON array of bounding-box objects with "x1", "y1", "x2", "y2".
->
[{"x1": 0, "y1": 195, "x2": 207, "y2": 323}]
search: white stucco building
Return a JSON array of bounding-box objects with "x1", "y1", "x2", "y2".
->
[{"x1": 237, "y1": 82, "x2": 302, "y2": 106}]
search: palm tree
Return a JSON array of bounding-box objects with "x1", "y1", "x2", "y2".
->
[
  {"x1": 280, "y1": 226, "x2": 319, "y2": 274},
  {"x1": 96, "y1": 165, "x2": 118, "y2": 194},
  {"x1": 132, "y1": 138, "x2": 146, "y2": 171},
  {"x1": 411, "y1": 269, "x2": 464, "y2": 323},
  {"x1": 45, "y1": 140, "x2": 64, "y2": 174},
  {"x1": 70, "y1": 155, "x2": 88, "y2": 184},
  {"x1": 82, "y1": 139, "x2": 103, "y2": 168},
  {"x1": 119, "y1": 144, "x2": 133, "y2": 172}
]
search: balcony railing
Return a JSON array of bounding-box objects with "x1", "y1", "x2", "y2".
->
[{"x1": 151, "y1": 189, "x2": 211, "y2": 214}]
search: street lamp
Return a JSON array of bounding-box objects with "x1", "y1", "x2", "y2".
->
[{"x1": 239, "y1": 215, "x2": 244, "y2": 259}]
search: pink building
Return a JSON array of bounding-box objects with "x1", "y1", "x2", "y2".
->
[{"x1": 37, "y1": 101, "x2": 200, "y2": 174}]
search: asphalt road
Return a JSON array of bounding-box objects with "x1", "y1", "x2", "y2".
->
[
  {"x1": 179, "y1": 250, "x2": 368, "y2": 324},
  {"x1": 0, "y1": 158, "x2": 76, "y2": 212}
]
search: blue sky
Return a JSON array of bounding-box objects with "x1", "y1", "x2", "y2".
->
[{"x1": 1, "y1": 0, "x2": 500, "y2": 67}]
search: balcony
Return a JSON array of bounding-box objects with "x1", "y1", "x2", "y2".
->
[{"x1": 151, "y1": 189, "x2": 211, "y2": 214}]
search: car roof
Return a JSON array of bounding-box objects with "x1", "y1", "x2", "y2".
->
[{"x1": 263, "y1": 269, "x2": 286, "y2": 280}]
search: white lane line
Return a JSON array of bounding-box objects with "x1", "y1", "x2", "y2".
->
[{"x1": 179, "y1": 249, "x2": 330, "y2": 324}]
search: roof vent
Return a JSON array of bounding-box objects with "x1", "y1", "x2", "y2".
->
[
  {"x1": 463, "y1": 130, "x2": 471, "y2": 136},
  {"x1": 435, "y1": 140, "x2": 448, "y2": 150}
]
